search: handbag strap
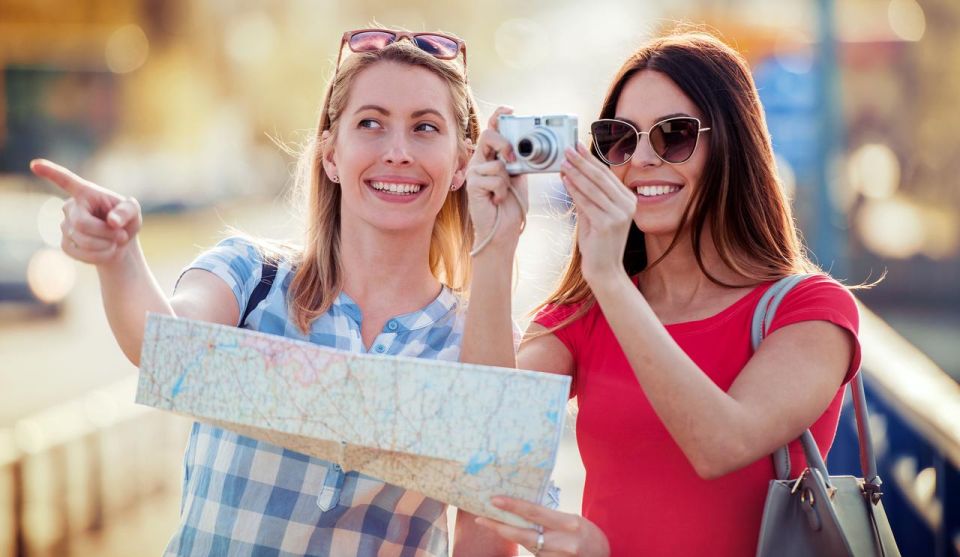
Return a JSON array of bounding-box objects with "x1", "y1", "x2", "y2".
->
[{"x1": 751, "y1": 275, "x2": 883, "y2": 502}]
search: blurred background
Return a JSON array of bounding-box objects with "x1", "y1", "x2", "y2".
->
[{"x1": 1, "y1": 0, "x2": 958, "y2": 555}]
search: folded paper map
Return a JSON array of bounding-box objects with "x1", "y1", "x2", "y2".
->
[{"x1": 136, "y1": 313, "x2": 570, "y2": 527}]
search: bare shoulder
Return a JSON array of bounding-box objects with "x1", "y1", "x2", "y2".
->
[
  {"x1": 518, "y1": 322, "x2": 574, "y2": 377},
  {"x1": 170, "y1": 268, "x2": 241, "y2": 326}
]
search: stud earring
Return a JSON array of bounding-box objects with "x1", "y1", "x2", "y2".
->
[{"x1": 331, "y1": 175, "x2": 339, "y2": 183}]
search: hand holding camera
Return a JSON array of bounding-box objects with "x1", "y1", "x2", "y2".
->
[{"x1": 466, "y1": 109, "x2": 578, "y2": 256}]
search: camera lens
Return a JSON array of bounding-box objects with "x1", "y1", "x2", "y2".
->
[
  {"x1": 517, "y1": 138, "x2": 534, "y2": 158},
  {"x1": 516, "y1": 129, "x2": 558, "y2": 170}
]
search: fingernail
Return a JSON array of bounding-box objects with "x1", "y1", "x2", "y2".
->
[
  {"x1": 561, "y1": 161, "x2": 572, "y2": 171},
  {"x1": 490, "y1": 496, "x2": 506, "y2": 507},
  {"x1": 108, "y1": 213, "x2": 123, "y2": 227}
]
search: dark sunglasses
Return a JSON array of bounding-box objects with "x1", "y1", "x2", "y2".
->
[
  {"x1": 336, "y1": 29, "x2": 468, "y2": 78},
  {"x1": 590, "y1": 116, "x2": 711, "y2": 165}
]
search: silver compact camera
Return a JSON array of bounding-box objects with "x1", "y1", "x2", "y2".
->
[{"x1": 498, "y1": 114, "x2": 578, "y2": 175}]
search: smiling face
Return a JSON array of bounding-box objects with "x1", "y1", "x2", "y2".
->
[
  {"x1": 609, "y1": 69, "x2": 711, "y2": 238},
  {"x1": 323, "y1": 61, "x2": 466, "y2": 233}
]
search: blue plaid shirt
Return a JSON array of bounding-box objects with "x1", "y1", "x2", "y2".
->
[{"x1": 164, "y1": 237, "x2": 464, "y2": 556}]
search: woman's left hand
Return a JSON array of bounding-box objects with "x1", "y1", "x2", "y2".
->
[
  {"x1": 560, "y1": 142, "x2": 636, "y2": 285},
  {"x1": 475, "y1": 496, "x2": 610, "y2": 557}
]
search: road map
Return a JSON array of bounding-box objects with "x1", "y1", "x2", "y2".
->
[{"x1": 136, "y1": 313, "x2": 571, "y2": 527}]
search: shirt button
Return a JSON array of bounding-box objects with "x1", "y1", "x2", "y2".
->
[
  {"x1": 374, "y1": 344, "x2": 386, "y2": 353},
  {"x1": 387, "y1": 320, "x2": 398, "y2": 331}
]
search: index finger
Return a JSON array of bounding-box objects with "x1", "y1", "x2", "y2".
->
[
  {"x1": 30, "y1": 159, "x2": 94, "y2": 198},
  {"x1": 565, "y1": 143, "x2": 635, "y2": 206},
  {"x1": 487, "y1": 106, "x2": 514, "y2": 133},
  {"x1": 474, "y1": 128, "x2": 516, "y2": 164}
]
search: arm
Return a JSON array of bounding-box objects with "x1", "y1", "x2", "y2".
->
[
  {"x1": 459, "y1": 106, "x2": 526, "y2": 371},
  {"x1": 560, "y1": 143, "x2": 854, "y2": 479},
  {"x1": 592, "y1": 273, "x2": 851, "y2": 478},
  {"x1": 99, "y1": 248, "x2": 237, "y2": 365},
  {"x1": 31, "y1": 159, "x2": 239, "y2": 365},
  {"x1": 454, "y1": 107, "x2": 527, "y2": 557}
]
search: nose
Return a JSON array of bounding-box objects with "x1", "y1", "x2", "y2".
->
[
  {"x1": 629, "y1": 132, "x2": 662, "y2": 169},
  {"x1": 382, "y1": 130, "x2": 413, "y2": 166}
]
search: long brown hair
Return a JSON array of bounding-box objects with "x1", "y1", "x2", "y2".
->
[
  {"x1": 287, "y1": 39, "x2": 480, "y2": 333},
  {"x1": 533, "y1": 30, "x2": 818, "y2": 329}
]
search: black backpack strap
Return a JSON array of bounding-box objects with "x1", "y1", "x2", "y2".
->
[{"x1": 239, "y1": 260, "x2": 278, "y2": 328}]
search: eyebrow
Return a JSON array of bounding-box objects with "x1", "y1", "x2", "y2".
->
[
  {"x1": 354, "y1": 105, "x2": 448, "y2": 121},
  {"x1": 411, "y1": 108, "x2": 447, "y2": 121}
]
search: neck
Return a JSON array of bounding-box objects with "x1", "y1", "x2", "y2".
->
[
  {"x1": 637, "y1": 225, "x2": 749, "y2": 306},
  {"x1": 338, "y1": 215, "x2": 441, "y2": 314}
]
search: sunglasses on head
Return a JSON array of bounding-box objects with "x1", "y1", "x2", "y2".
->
[
  {"x1": 336, "y1": 29, "x2": 468, "y2": 78},
  {"x1": 590, "y1": 116, "x2": 711, "y2": 165}
]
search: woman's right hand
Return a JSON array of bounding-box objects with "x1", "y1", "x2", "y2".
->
[
  {"x1": 465, "y1": 107, "x2": 529, "y2": 254},
  {"x1": 30, "y1": 159, "x2": 142, "y2": 268}
]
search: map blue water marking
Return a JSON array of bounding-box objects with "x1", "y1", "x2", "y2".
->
[
  {"x1": 170, "y1": 341, "x2": 240, "y2": 398},
  {"x1": 465, "y1": 451, "x2": 495, "y2": 475}
]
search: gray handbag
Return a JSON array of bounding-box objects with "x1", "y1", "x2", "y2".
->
[{"x1": 753, "y1": 275, "x2": 900, "y2": 557}]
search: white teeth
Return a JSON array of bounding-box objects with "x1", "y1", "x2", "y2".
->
[
  {"x1": 370, "y1": 181, "x2": 423, "y2": 195},
  {"x1": 635, "y1": 184, "x2": 680, "y2": 197}
]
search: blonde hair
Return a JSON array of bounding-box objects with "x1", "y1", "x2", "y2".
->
[{"x1": 287, "y1": 39, "x2": 480, "y2": 333}]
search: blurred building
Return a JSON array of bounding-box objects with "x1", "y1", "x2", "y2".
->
[{"x1": 690, "y1": 0, "x2": 960, "y2": 375}]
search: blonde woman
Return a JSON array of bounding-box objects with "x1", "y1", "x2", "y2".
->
[{"x1": 32, "y1": 29, "x2": 510, "y2": 557}]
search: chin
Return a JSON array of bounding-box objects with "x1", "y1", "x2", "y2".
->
[
  {"x1": 364, "y1": 212, "x2": 435, "y2": 234},
  {"x1": 633, "y1": 217, "x2": 681, "y2": 238}
]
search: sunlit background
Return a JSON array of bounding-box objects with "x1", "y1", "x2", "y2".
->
[{"x1": 1, "y1": 0, "x2": 958, "y2": 555}]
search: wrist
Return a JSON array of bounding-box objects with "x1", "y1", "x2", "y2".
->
[
  {"x1": 470, "y1": 237, "x2": 517, "y2": 261},
  {"x1": 586, "y1": 268, "x2": 633, "y2": 301},
  {"x1": 97, "y1": 239, "x2": 142, "y2": 276}
]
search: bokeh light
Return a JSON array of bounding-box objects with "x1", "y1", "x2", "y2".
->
[
  {"x1": 105, "y1": 24, "x2": 150, "y2": 74},
  {"x1": 888, "y1": 0, "x2": 926, "y2": 42},
  {"x1": 26, "y1": 249, "x2": 76, "y2": 304},
  {"x1": 848, "y1": 143, "x2": 900, "y2": 200},
  {"x1": 36, "y1": 196, "x2": 65, "y2": 248},
  {"x1": 856, "y1": 196, "x2": 924, "y2": 259}
]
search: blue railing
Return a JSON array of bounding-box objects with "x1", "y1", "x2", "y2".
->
[{"x1": 830, "y1": 306, "x2": 960, "y2": 556}]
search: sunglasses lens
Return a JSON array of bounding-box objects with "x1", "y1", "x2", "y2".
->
[
  {"x1": 349, "y1": 31, "x2": 396, "y2": 52},
  {"x1": 413, "y1": 34, "x2": 460, "y2": 59},
  {"x1": 591, "y1": 120, "x2": 638, "y2": 165},
  {"x1": 651, "y1": 118, "x2": 700, "y2": 163}
]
